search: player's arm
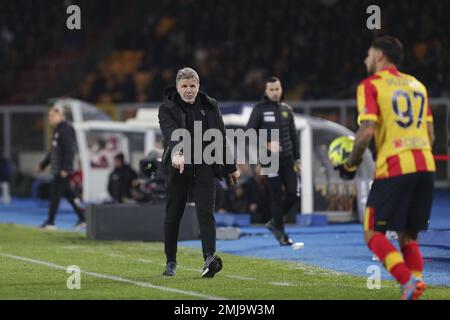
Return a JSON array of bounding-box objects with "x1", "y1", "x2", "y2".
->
[
  {"x1": 347, "y1": 121, "x2": 377, "y2": 168},
  {"x1": 337, "y1": 79, "x2": 379, "y2": 180},
  {"x1": 351, "y1": 79, "x2": 379, "y2": 167},
  {"x1": 427, "y1": 122, "x2": 435, "y2": 147}
]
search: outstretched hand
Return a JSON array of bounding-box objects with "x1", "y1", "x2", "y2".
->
[
  {"x1": 228, "y1": 170, "x2": 240, "y2": 185},
  {"x1": 172, "y1": 154, "x2": 185, "y2": 173}
]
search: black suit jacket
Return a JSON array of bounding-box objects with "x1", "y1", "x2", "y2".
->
[{"x1": 158, "y1": 87, "x2": 237, "y2": 181}]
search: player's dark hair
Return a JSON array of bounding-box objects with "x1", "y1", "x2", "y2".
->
[
  {"x1": 371, "y1": 36, "x2": 404, "y2": 66},
  {"x1": 266, "y1": 76, "x2": 281, "y2": 84}
]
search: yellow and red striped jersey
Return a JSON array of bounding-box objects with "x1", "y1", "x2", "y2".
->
[{"x1": 357, "y1": 67, "x2": 435, "y2": 179}]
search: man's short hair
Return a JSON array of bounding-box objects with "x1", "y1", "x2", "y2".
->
[
  {"x1": 114, "y1": 153, "x2": 125, "y2": 163},
  {"x1": 266, "y1": 76, "x2": 281, "y2": 84},
  {"x1": 371, "y1": 36, "x2": 404, "y2": 66},
  {"x1": 176, "y1": 67, "x2": 200, "y2": 84}
]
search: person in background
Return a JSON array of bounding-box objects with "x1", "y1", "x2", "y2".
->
[
  {"x1": 247, "y1": 77, "x2": 301, "y2": 245},
  {"x1": 35, "y1": 106, "x2": 86, "y2": 230},
  {"x1": 225, "y1": 184, "x2": 250, "y2": 214},
  {"x1": 107, "y1": 153, "x2": 139, "y2": 203},
  {"x1": 247, "y1": 165, "x2": 271, "y2": 224}
]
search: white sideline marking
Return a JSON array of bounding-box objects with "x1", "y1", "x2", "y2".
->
[
  {"x1": 137, "y1": 258, "x2": 154, "y2": 264},
  {"x1": 225, "y1": 275, "x2": 256, "y2": 281},
  {"x1": 0, "y1": 252, "x2": 228, "y2": 300},
  {"x1": 268, "y1": 282, "x2": 294, "y2": 286}
]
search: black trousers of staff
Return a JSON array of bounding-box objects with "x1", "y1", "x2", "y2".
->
[
  {"x1": 164, "y1": 165, "x2": 216, "y2": 263},
  {"x1": 47, "y1": 175, "x2": 85, "y2": 225},
  {"x1": 267, "y1": 161, "x2": 299, "y2": 232}
]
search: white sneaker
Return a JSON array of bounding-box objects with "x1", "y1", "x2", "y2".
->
[
  {"x1": 74, "y1": 221, "x2": 87, "y2": 230},
  {"x1": 40, "y1": 223, "x2": 57, "y2": 230}
]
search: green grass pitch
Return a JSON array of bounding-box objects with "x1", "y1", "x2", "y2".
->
[{"x1": 0, "y1": 224, "x2": 449, "y2": 300}]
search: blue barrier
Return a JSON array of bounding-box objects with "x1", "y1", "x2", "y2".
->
[
  {"x1": 215, "y1": 213, "x2": 329, "y2": 227},
  {"x1": 419, "y1": 230, "x2": 450, "y2": 249},
  {"x1": 215, "y1": 213, "x2": 251, "y2": 227},
  {"x1": 296, "y1": 214, "x2": 328, "y2": 226}
]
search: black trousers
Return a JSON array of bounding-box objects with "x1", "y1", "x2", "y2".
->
[
  {"x1": 164, "y1": 165, "x2": 216, "y2": 263},
  {"x1": 47, "y1": 175, "x2": 85, "y2": 225},
  {"x1": 267, "y1": 161, "x2": 299, "y2": 232}
]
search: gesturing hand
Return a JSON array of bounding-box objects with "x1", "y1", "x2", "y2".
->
[
  {"x1": 228, "y1": 170, "x2": 240, "y2": 186},
  {"x1": 172, "y1": 154, "x2": 185, "y2": 173}
]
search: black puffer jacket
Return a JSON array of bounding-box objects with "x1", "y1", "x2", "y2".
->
[
  {"x1": 158, "y1": 87, "x2": 237, "y2": 181},
  {"x1": 247, "y1": 96, "x2": 300, "y2": 162},
  {"x1": 40, "y1": 121, "x2": 77, "y2": 176}
]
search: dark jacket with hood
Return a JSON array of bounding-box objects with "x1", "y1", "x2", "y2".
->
[
  {"x1": 247, "y1": 96, "x2": 300, "y2": 163},
  {"x1": 158, "y1": 87, "x2": 237, "y2": 181},
  {"x1": 40, "y1": 121, "x2": 77, "y2": 176}
]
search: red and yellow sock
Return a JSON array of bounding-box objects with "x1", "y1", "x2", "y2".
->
[
  {"x1": 368, "y1": 233, "x2": 411, "y2": 285},
  {"x1": 401, "y1": 241, "x2": 423, "y2": 279}
]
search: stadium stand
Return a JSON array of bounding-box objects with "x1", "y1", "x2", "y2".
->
[
  {"x1": 1, "y1": 1, "x2": 449, "y2": 104},
  {"x1": 73, "y1": 0, "x2": 450, "y2": 103},
  {"x1": 0, "y1": 0, "x2": 128, "y2": 103}
]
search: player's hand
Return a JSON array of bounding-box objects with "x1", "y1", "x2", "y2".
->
[
  {"x1": 60, "y1": 170, "x2": 69, "y2": 178},
  {"x1": 172, "y1": 153, "x2": 185, "y2": 173},
  {"x1": 228, "y1": 170, "x2": 240, "y2": 186},
  {"x1": 335, "y1": 163, "x2": 357, "y2": 180}
]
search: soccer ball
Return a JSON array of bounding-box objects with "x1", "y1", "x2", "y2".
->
[{"x1": 328, "y1": 136, "x2": 355, "y2": 167}]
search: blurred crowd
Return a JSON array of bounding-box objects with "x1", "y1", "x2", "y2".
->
[
  {"x1": 76, "y1": 0, "x2": 450, "y2": 104},
  {"x1": 0, "y1": 1, "x2": 63, "y2": 101},
  {"x1": 1, "y1": 0, "x2": 449, "y2": 104},
  {"x1": 0, "y1": 0, "x2": 126, "y2": 102}
]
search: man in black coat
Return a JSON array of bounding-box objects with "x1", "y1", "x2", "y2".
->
[
  {"x1": 36, "y1": 106, "x2": 86, "y2": 230},
  {"x1": 158, "y1": 67, "x2": 240, "y2": 277},
  {"x1": 247, "y1": 77, "x2": 301, "y2": 246}
]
